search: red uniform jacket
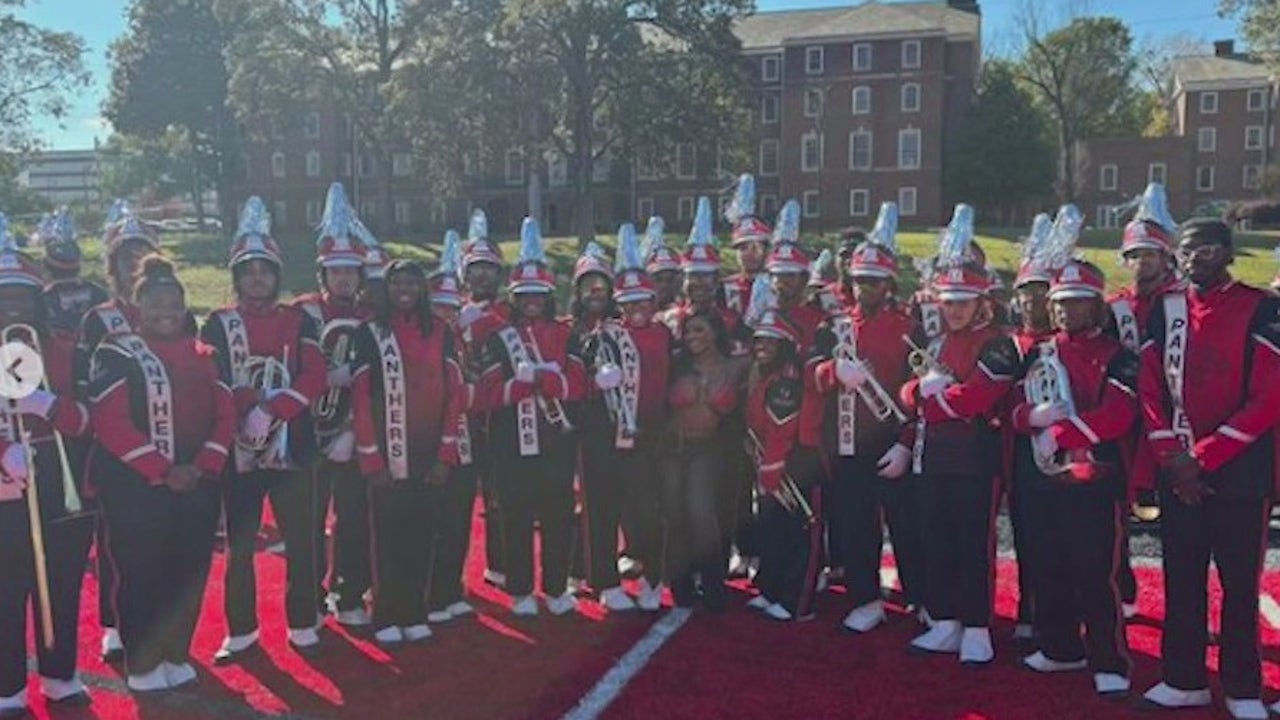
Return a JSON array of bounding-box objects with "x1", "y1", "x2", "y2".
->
[
  {"x1": 475, "y1": 316, "x2": 586, "y2": 450},
  {"x1": 580, "y1": 318, "x2": 673, "y2": 432},
  {"x1": 88, "y1": 334, "x2": 235, "y2": 484},
  {"x1": 998, "y1": 326, "x2": 1054, "y2": 491},
  {"x1": 74, "y1": 298, "x2": 141, "y2": 396},
  {"x1": 43, "y1": 278, "x2": 108, "y2": 337},
  {"x1": 1139, "y1": 280, "x2": 1280, "y2": 497},
  {"x1": 460, "y1": 296, "x2": 511, "y2": 354},
  {"x1": 722, "y1": 273, "x2": 756, "y2": 317},
  {"x1": 745, "y1": 365, "x2": 804, "y2": 493},
  {"x1": 781, "y1": 301, "x2": 826, "y2": 356},
  {"x1": 352, "y1": 313, "x2": 464, "y2": 478}
]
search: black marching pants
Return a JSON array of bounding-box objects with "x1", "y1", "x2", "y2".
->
[
  {"x1": 755, "y1": 449, "x2": 825, "y2": 616},
  {"x1": 833, "y1": 454, "x2": 927, "y2": 608},
  {"x1": 314, "y1": 456, "x2": 370, "y2": 612},
  {"x1": 370, "y1": 479, "x2": 432, "y2": 629},
  {"x1": 98, "y1": 454, "x2": 220, "y2": 675},
  {"x1": 663, "y1": 437, "x2": 727, "y2": 601},
  {"x1": 427, "y1": 465, "x2": 476, "y2": 611},
  {"x1": 579, "y1": 406, "x2": 660, "y2": 591},
  {"x1": 917, "y1": 472, "x2": 997, "y2": 627},
  {"x1": 472, "y1": 424, "x2": 504, "y2": 577},
  {"x1": 495, "y1": 432, "x2": 575, "y2": 598},
  {"x1": 223, "y1": 467, "x2": 322, "y2": 635},
  {"x1": 1008, "y1": 473, "x2": 1038, "y2": 626}
]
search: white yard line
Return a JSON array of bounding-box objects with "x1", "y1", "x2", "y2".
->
[{"x1": 561, "y1": 608, "x2": 692, "y2": 720}]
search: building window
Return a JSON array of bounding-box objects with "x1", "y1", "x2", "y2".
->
[
  {"x1": 305, "y1": 150, "x2": 321, "y2": 178},
  {"x1": 548, "y1": 154, "x2": 568, "y2": 187},
  {"x1": 801, "y1": 132, "x2": 823, "y2": 173},
  {"x1": 1196, "y1": 165, "x2": 1215, "y2": 191},
  {"x1": 902, "y1": 40, "x2": 921, "y2": 69},
  {"x1": 1249, "y1": 88, "x2": 1267, "y2": 112},
  {"x1": 392, "y1": 152, "x2": 413, "y2": 177},
  {"x1": 804, "y1": 88, "x2": 824, "y2": 118},
  {"x1": 677, "y1": 196, "x2": 694, "y2": 221},
  {"x1": 273, "y1": 201, "x2": 287, "y2": 227},
  {"x1": 505, "y1": 148, "x2": 523, "y2": 185},
  {"x1": 1099, "y1": 164, "x2": 1118, "y2": 191},
  {"x1": 1148, "y1": 163, "x2": 1166, "y2": 185},
  {"x1": 636, "y1": 152, "x2": 658, "y2": 181},
  {"x1": 1200, "y1": 91, "x2": 1218, "y2": 114},
  {"x1": 802, "y1": 191, "x2": 820, "y2": 218},
  {"x1": 430, "y1": 201, "x2": 447, "y2": 225},
  {"x1": 805, "y1": 46, "x2": 824, "y2": 75},
  {"x1": 762, "y1": 55, "x2": 780, "y2": 82},
  {"x1": 358, "y1": 154, "x2": 375, "y2": 178},
  {"x1": 849, "y1": 189, "x2": 870, "y2": 216},
  {"x1": 849, "y1": 130, "x2": 872, "y2": 170},
  {"x1": 760, "y1": 194, "x2": 778, "y2": 218},
  {"x1": 1246, "y1": 125, "x2": 1264, "y2": 150},
  {"x1": 1198, "y1": 127, "x2": 1216, "y2": 152},
  {"x1": 759, "y1": 140, "x2": 780, "y2": 176},
  {"x1": 1096, "y1": 205, "x2": 1117, "y2": 229},
  {"x1": 898, "y1": 187, "x2": 917, "y2": 216},
  {"x1": 360, "y1": 200, "x2": 376, "y2": 221},
  {"x1": 340, "y1": 113, "x2": 354, "y2": 139},
  {"x1": 1244, "y1": 165, "x2": 1263, "y2": 190},
  {"x1": 676, "y1": 143, "x2": 696, "y2": 179},
  {"x1": 271, "y1": 151, "x2": 286, "y2": 179},
  {"x1": 852, "y1": 86, "x2": 871, "y2": 114},
  {"x1": 897, "y1": 128, "x2": 921, "y2": 169},
  {"x1": 305, "y1": 200, "x2": 322, "y2": 226},
  {"x1": 761, "y1": 94, "x2": 779, "y2": 124},
  {"x1": 394, "y1": 200, "x2": 411, "y2": 225},
  {"x1": 303, "y1": 112, "x2": 320, "y2": 139},
  {"x1": 901, "y1": 83, "x2": 921, "y2": 112},
  {"x1": 637, "y1": 197, "x2": 654, "y2": 220},
  {"x1": 853, "y1": 43, "x2": 872, "y2": 71}
]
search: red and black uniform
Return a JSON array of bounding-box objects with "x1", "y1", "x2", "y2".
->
[
  {"x1": 721, "y1": 273, "x2": 755, "y2": 318},
  {"x1": 809, "y1": 305, "x2": 922, "y2": 610},
  {"x1": 1139, "y1": 281, "x2": 1280, "y2": 700},
  {"x1": 747, "y1": 364, "x2": 824, "y2": 617},
  {"x1": 293, "y1": 291, "x2": 372, "y2": 616},
  {"x1": 809, "y1": 281, "x2": 853, "y2": 318},
  {"x1": 1008, "y1": 330, "x2": 1137, "y2": 678},
  {"x1": 779, "y1": 301, "x2": 826, "y2": 356},
  {"x1": 0, "y1": 333, "x2": 92, "y2": 700},
  {"x1": 352, "y1": 313, "x2": 464, "y2": 630},
  {"x1": 201, "y1": 301, "x2": 327, "y2": 637},
  {"x1": 475, "y1": 315, "x2": 585, "y2": 599},
  {"x1": 87, "y1": 332, "x2": 235, "y2": 677},
  {"x1": 459, "y1": 295, "x2": 510, "y2": 579},
  {"x1": 579, "y1": 318, "x2": 673, "y2": 592},
  {"x1": 43, "y1": 278, "x2": 108, "y2": 342},
  {"x1": 899, "y1": 323, "x2": 1009, "y2": 628}
]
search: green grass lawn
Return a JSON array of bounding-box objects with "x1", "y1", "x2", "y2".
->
[{"x1": 53, "y1": 227, "x2": 1280, "y2": 317}]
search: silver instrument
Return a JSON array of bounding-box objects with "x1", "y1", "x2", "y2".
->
[
  {"x1": 833, "y1": 343, "x2": 906, "y2": 424},
  {"x1": 902, "y1": 334, "x2": 953, "y2": 383},
  {"x1": 236, "y1": 346, "x2": 292, "y2": 470},
  {"x1": 745, "y1": 428, "x2": 816, "y2": 526},
  {"x1": 524, "y1": 330, "x2": 574, "y2": 433},
  {"x1": 1024, "y1": 341, "x2": 1092, "y2": 476},
  {"x1": 313, "y1": 319, "x2": 360, "y2": 445},
  {"x1": 3, "y1": 324, "x2": 81, "y2": 515},
  {"x1": 595, "y1": 336, "x2": 638, "y2": 439}
]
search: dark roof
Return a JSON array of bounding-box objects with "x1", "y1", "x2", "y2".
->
[{"x1": 732, "y1": 1, "x2": 979, "y2": 50}]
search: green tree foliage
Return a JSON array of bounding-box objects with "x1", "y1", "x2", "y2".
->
[
  {"x1": 1221, "y1": 1, "x2": 1280, "y2": 70},
  {"x1": 0, "y1": 0, "x2": 90, "y2": 151},
  {"x1": 96, "y1": 130, "x2": 197, "y2": 204}
]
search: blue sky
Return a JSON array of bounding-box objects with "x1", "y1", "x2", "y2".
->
[{"x1": 20, "y1": 0, "x2": 1237, "y2": 150}]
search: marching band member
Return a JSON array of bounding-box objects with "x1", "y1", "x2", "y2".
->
[
  {"x1": 292, "y1": 184, "x2": 373, "y2": 628},
  {"x1": 641, "y1": 216, "x2": 682, "y2": 311},
  {"x1": 476, "y1": 218, "x2": 585, "y2": 616},
  {"x1": 745, "y1": 303, "x2": 823, "y2": 622},
  {"x1": 88, "y1": 257, "x2": 235, "y2": 692},
  {"x1": 765, "y1": 200, "x2": 826, "y2": 351},
  {"x1": 568, "y1": 242, "x2": 616, "y2": 333},
  {"x1": 580, "y1": 225, "x2": 673, "y2": 613},
  {"x1": 658, "y1": 197, "x2": 747, "y2": 353},
  {"x1": 1137, "y1": 219, "x2": 1280, "y2": 720},
  {"x1": 722, "y1": 174, "x2": 771, "y2": 317},
  {"x1": 352, "y1": 259, "x2": 464, "y2": 644},
  {"x1": 202, "y1": 198, "x2": 328, "y2": 661},
  {"x1": 361, "y1": 245, "x2": 391, "y2": 316},
  {"x1": 808, "y1": 203, "x2": 920, "y2": 633},
  {"x1": 882, "y1": 205, "x2": 1009, "y2": 666},
  {"x1": 806, "y1": 249, "x2": 839, "y2": 316},
  {"x1": 0, "y1": 215, "x2": 94, "y2": 714},
  {"x1": 40, "y1": 208, "x2": 108, "y2": 371}
]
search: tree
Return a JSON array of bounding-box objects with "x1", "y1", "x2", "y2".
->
[
  {"x1": 0, "y1": 0, "x2": 90, "y2": 151},
  {"x1": 946, "y1": 60, "x2": 1055, "y2": 226},
  {"x1": 1135, "y1": 33, "x2": 1206, "y2": 137},
  {"x1": 96, "y1": 131, "x2": 195, "y2": 203},
  {"x1": 104, "y1": 0, "x2": 238, "y2": 225},
  {"x1": 1221, "y1": 1, "x2": 1280, "y2": 70},
  {"x1": 0, "y1": 153, "x2": 50, "y2": 218},
  {"x1": 1015, "y1": 13, "x2": 1143, "y2": 201}
]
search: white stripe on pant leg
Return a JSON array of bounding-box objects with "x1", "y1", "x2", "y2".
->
[
  {"x1": 880, "y1": 567, "x2": 899, "y2": 592},
  {"x1": 1260, "y1": 593, "x2": 1280, "y2": 629},
  {"x1": 562, "y1": 608, "x2": 692, "y2": 720}
]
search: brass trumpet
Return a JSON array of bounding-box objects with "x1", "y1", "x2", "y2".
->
[
  {"x1": 524, "y1": 331, "x2": 574, "y2": 433},
  {"x1": 832, "y1": 344, "x2": 907, "y2": 424},
  {"x1": 745, "y1": 428, "x2": 815, "y2": 526},
  {"x1": 595, "y1": 338, "x2": 637, "y2": 438},
  {"x1": 902, "y1": 334, "x2": 953, "y2": 383}
]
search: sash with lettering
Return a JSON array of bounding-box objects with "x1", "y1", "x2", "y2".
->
[
  {"x1": 1110, "y1": 299, "x2": 1140, "y2": 352},
  {"x1": 497, "y1": 326, "x2": 540, "y2": 457},
  {"x1": 1161, "y1": 294, "x2": 1194, "y2": 449},
  {"x1": 919, "y1": 302, "x2": 942, "y2": 340},
  {"x1": 817, "y1": 289, "x2": 841, "y2": 316},
  {"x1": 831, "y1": 315, "x2": 858, "y2": 457},
  {"x1": 217, "y1": 310, "x2": 252, "y2": 387},
  {"x1": 603, "y1": 322, "x2": 639, "y2": 450},
  {"x1": 87, "y1": 305, "x2": 133, "y2": 381},
  {"x1": 109, "y1": 333, "x2": 176, "y2": 463},
  {"x1": 375, "y1": 327, "x2": 410, "y2": 480},
  {"x1": 911, "y1": 336, "x2": 946, "y2": 474},
  {"x1": 723, "y1": 282, "x2": 743, "y2": 316}
]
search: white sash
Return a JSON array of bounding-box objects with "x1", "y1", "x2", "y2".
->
[
  {"x1": 832, "y1": 316, "x2": 858, "y2": 457},
  {"x1": 1111, "y1": 299, "x2": 1140, "y2": 352},
  {"x1": 818, "y1": 289, "x2": 841, "y2": 316},
  {"x1": 300, "y1": 301, "x2": 324, "y2": 328},
  {"x1": 95, "y1": 306, "x2": 131, "y2": 336},
  {"x1": 217, "y1": 310, "x2": 252, "y2": 386},
  {"x1": 111, "y1": 334, "x2": 175, "y2": 462},
  {"x1": 920, "y1": 302, "x2": 942, "y2": 340},
  {"x1": 723, "y1": 282, "x2": 743, "y2": 316},
  {"x1": 911, "y1": 336, "x2": 945, "y2": 474},
  {"x1": 605, "y1": 324, "x2": 640, "y2": 450},
  {"x1": 497, "y1": 326, "x2": 540, "y2": 457},
  {"x1": 376, "y1": 328, "x2": 410, "y2": 480},
  {"x1": 456, "y1": 413, "x2": 473, "y2": 466},
  {"x1": 0, "y1": 403, "x2": 13, "y2": 444},
  {"x1": 1162, "y1": 294, "x2": 1194, "y2": 449}
]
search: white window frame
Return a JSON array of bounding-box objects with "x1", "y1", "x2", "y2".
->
[
  {"x1": 898, "y1": 187, "x2": 917, "y2": 216},
  {"x1": 1198, "y1": 126, "x2": 1217, "y2": 152},
  {"x1": 358, "y1": 154, "x2": 375, "y2": 178},
  {"x1": 305, "y1": 150, "x2": 321, "y2": 178},
  {"x1": 1246, "y1": 125, "x2": 1264, "y2": 150},
  {"x1": 801, "y1": 132, "x2": 823, "y2": 173},
  {"x1": 305, "y1": 199, "x2": 322, "y2": 226},
  {"x1": 429, "y1": 201, "x2": 447, "y2": 226},
  {"x1": 849, "y1": 129, "x2": 872, "y2": 171},
  {"x1": 849, "y1": 189, "x2": 870, "y2": 217},
  {"x1": 636, "y1": 152, "x2": 658, "y2": 181},
  {"x1": 273, "y1": 201, "x2": 287, "y2": 227},
  {"x1": 762, "y1": 55, "x2": 780, "y2": 83},
  {"x1": 901, "y1": 83, "x2": 921, "y2": 113},
  {"x1": 303, "y1": 111, "x2": 321, "y2": 140},
  {"x1": 761, "y1": 94, "x2": 779, "y2": 124},
  {"x1": 853, "y1": 43, "x2": 872, "y2": 72},
  {"x1": 504, "y1": 148, "x2": 524, "y2": 185},
  {"x1": 677, "y1": 196, "x2": 694, "y2": 221},
  {"x1": 636, "y1": 197, "x2": 654, "y2": 220},
  {"x1": 675, "y1": 143, "x2": 697, "y2": 179},
  {"x1": 271, "y1": 151, "x2": 286, "y2": 179},
  {"x1": 902, "y1": 40, "x2": 921, "y2": 70},
  {"x1": 851, "y1": 86, "x2": 871, "y2": 115},
  {"x1": 1148, "y1": 162, "x2": 1167, "y2": 185},
  {"x1": 1099, "y1": 164, "x2": 1118, "y2": 191},
  {"x1": 802, "y1": 190, "x2": 820, "y2": 218},
  {"x1": 759, "y1": 139, "x2": 780, "y2": 177},
  {"x1": 1096, "y1": 205, "x2": 1117, "y2": 229},
  {"x1": 1244, "y1": 164, "x2": 1262, "y2": 190},
  {"x1": 1249, "y1": 88, "x2": 1267, "y2": 112},
  {"x1": 392, "y1": 152, "x2": 413, "y2": 177},
  {"x1": 1200, "y1": 91, "x2": 1218, "y2": 114},
  {"x1": 804, "y1": 88, "x2": 823, "y2": 118},
  {"x1": 897, "y1": 128, "x2": 921, "y2": 170},
  {"x1": 805, "y1": 46, "x2": 824, "y2": 75},
  {"x1": 1196, "y1": 165, "x2": 1215, "y2": 191}
]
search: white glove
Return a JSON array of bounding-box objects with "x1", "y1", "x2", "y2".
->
[
  {"x1": 515, "y1": 361, "x2": 536, "y2": 384},
  {"x1": 2, "y1": 443, "x2": 28, "y2": 484},
  {"x1": 835, "y1": 358, "x2": 869, "y2": 390},
  {"x1": 13, "y1": 389, "x2": 56, "y2": 419},
  {"x1": 459, "y1": 304, "x2": 484, "y2": 329},
  {"x1": 539, "y1": 360, "x2": 562, "y2": 374},
  {"x1": 918, "y1": 370, "x2": 950, "y2": 399},
  {"x1": 325, "y1": 430, "x2": 355, "y2": 463},
  {"x1": 1028, "y1": 402, "x2": 1068, "y2": 429},
  {"x1": 876, "y1": 443, "x2": 911, "y2": 479},
  {"x1": 242, "y1": 405, "x2": 273, "y2": 445},
  {"x1": 327, "y1": 364, "x2": 353, "y2": 388},
  {"x1": 595, "y1": 363, "x2": 623, "y2": 391},
  {"x1": 1033, "y1": 431, "x2": 1059, "y2": 461}
]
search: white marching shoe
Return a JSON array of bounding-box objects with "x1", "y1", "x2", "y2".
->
[
  {"x1": 959, "y1": 627, "x2": 994, "y2": 665},
  {"x1": 1093, "y1": 673, "x2": 1130, "y2": 697},
  {"x1": 764, "y1": 603, "x2": 793, "y2": 621},
  {"x1": 127, "y1": 665, "x2": 170, "y2": 693},
  {"x1": 842, "y1": 600, "x2": 886, "y2": 633},
  {"x1": 746, "y1": 595, "x2": 771, "y2": 612},
  {"x1": 335, "y1": 607, "x2": 372, "y2": 627},
  {"x1": 546, "y1": 591, "x2": 579, "y2": 616},
  {"x1": 162, "y1": 662, "x2": 198, "y2": 690},
  {"x1": 374, "y1": 626, "x2": 404, "y2": 645},
  {"x1": 910, "y1": 619, "x2": 962, "y2": 654},
  {"x1": 0, "y1": 688, "x2": 27, "y2": 716},
  {"x1": 446, "y1": 601, "x2": 475, "y2": 618},
  {"x1": 599, "y1": 587, "x2": 636, "y2": 612},
  {"x1": 213, "y1": 630, "x2": 260, "y2": 663},
  {"x1": 1224, "y1": 698, "x2": 1267, "y2": 720},
  {"x1": 427, "y1": 610, "x2": 453, "y2": 624},
  {"x1": 1022, "y1": 651, "x2": 1087, "y2": 673},
  {"x1": 1141, "y1": 682, "x2": 1211, "y2": 709},
  {"x1": 483, "y1": 569, "x2": 507, "y2": 588},
  {"x1": 402, "y1": 624, "x2": 433, "y2": 642},
  {"x1": 511, "y1": 595, "x2": 539, "y2": 617},
  {"x1": 40, "y1": 675, "x2": 89, "y2": 703},
  {"x1": 636, "y1": 579, "x2": 663, "y2": 612},
  {"x1": 287, "y1": 626, "x2": 320, "y2": 650},
  {"x1": 101, "y1": 627, "x2": 124, "y2": 660}
]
